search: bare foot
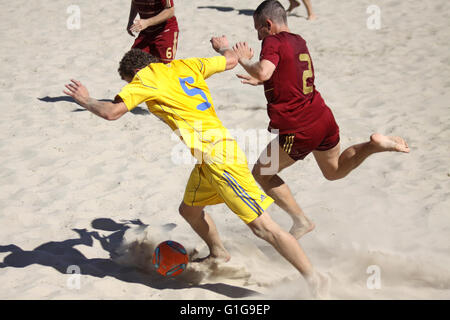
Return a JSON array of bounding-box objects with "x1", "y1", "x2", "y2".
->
[
  {"x1": 307, "y1": 14, "x2": 317, "y2": 21},
  {"x1": 287, "y1": 0, "x2": 300, "y2": 13},
  {"x1": 192, "y1": 252, "x2": 231, "y2": 264},
  {"x1": 289, "y1": 215, "x2": 315, "y2": 240},
  {"x1": 370, "y1": 133, "x2": 410, "y2": 153},
  {"x1": 307, "y1": 271, "x2": 331, "y2": 299}
]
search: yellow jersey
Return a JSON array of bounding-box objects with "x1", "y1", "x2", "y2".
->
[
  {"x1": 117, "y1": 56, "x2": 233, "y2": 162},
  {"x1": 118, "y1": 55, "x2": 274, "y2": 222}
]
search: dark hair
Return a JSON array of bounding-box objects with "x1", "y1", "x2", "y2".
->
[
  {"x1": 118, "y1": 49, "x2": 160, "y2": 79},
  {"x1": 254, "y1": 0, "x2": 287, "y2": 25}
]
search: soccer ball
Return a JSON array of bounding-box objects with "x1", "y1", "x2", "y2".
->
[{"x1": 152, "y1": 240, "x2": 189, "y2": 276}]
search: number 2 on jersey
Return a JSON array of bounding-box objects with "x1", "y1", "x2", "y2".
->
[
  {"x1": 179, "y1": 76, "x2": 212, "y2": 111},
  {"x1": 299, "y1": 53, "x2": 313, "y2": 95}
]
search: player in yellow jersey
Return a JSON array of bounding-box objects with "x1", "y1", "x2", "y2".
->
[{"x1": 63, "y1": 36, "x2": 329, "y2": 298}]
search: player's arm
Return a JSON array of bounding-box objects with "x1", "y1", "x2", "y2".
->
[
  {"x1": 210, "y1": 35, "x2": 238, "y2": 70},
  {"x1": 63, "y1": 79, "x2": 128, "y2": 121},
  {"x1": 236, "y1": 73, "x2": 263, "y2": 86},
  {"x1": 186, "y1": 36, "x2": 237, "y2": 79},
  {"x1": 127, "y1": 1, "x2": 138, "y2": 36},
  {"x1": 129, "y1": 4, "x2": 175, "y2": 33},
  {"x1": 233, "y1": 42, "x2": 276, "y2": 82},
  {"x1": 147, "y1": 6, "x2": 175, "y2": 26}
]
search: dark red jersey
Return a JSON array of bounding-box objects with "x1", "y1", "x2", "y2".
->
[
  {"x1": 260, "y1": 32, "x2": 327, "y2": 134},
  {"x1": 132, "y1": 0, "x2": 178, "y2": 35}
]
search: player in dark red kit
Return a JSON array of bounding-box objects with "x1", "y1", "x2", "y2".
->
[
  {"x1": 233, "y1": 0, "x2": 410, "y2": 239},
  {"x1": 127, "y1": 0, "x2": 179, "y2": 63}
]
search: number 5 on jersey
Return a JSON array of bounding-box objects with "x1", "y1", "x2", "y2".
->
[{"x1": 179, "y1": 77, "x2": 212, "y2": 111}]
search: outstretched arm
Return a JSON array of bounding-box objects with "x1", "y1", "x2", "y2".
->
[
  {"x1": 127, "y1": 1, "x2": 139, "y2": 36},
  {"x1": 210, "y1": 35, "x2": 238, "y2": 70},
  {"x1": 63, "y1": 79, "x2": 128, "y2": 121},
  {"x1": 129, "y1": 7, "x2": 175, "y2": 34},
  {"x1": 233, "y1": 42, "x2": 276, "y2": 82},
  {"x1": 236, "y1": 73, "x2": 263, "y2": 86}
]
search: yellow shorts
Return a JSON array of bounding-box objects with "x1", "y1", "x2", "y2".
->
[{"x1": 183, "y1": 139, "x2": 274, "y2": 224}]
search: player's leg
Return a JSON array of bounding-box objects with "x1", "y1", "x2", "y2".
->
[
  {"x1": 286, "y1": 0, "x2": 301, "y2": 13},
  {"x1": 181, "y1": 164, "x2": 230, "y2": 261},
  {"x1": 178, "y1": 202, "x2": 230, "y2": 261},
  {"x1": 153, "y1": 28, "x2": 179, "y2": 63},
  {"x1": 252, "y1": 138, "x2": 314, "y2": 239},
  {"x1": 206, "y1": 142, "x2": 329, "y2": 298},
  {"x1": 301, "y1": 0, "x2": 316, "y2": 20},
  {"x1": 248, "y1": 212, "x2": 312, "y2": 274},
  {"x1": 313, "y1": 134, "x2": 410, "y2": 181},
  {"x1": 247, "y1": 210, "x2": 329, "y2": 298},
  {"x1": 131, "y1": 33, "x2": 151, "y2": 53}
]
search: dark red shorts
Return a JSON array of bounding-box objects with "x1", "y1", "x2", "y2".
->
[
  {"x1": 279, "y1": 106, "x2": 340, "y2": 161},
  {"x1": 132, "y1": 28, "x2": 179, "y2": 63}
]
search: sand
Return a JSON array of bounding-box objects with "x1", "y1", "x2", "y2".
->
[{"x1": 0, "y1": 0, "x2": 449, "y2": 299}]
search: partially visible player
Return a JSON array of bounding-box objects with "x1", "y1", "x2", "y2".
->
[
  {"x1": 127, "y1": 0, "x2": 179, "y2": 63},
  {"x1": 232, "y1": 0, "x2": 409, "y2": 239},
  {"x1": 287, "y1": 0, "x2": 316, "y2": 20},
  {"x1": 63, "y1": 37, "x2": 329, "y2": 298}
]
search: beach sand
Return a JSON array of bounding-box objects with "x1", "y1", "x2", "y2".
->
[{"x1": 0, "y1": 0, "x2": 449, "y2": 299}]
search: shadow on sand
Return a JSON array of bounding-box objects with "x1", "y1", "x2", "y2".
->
[
  {"x1": 197, "y1": 5, "x2": 308, "y2": 20},
  {"x1": 197, "y1": 6, "x2": 254, "y2": 16},
  {"x1": 0, "y1": 218, "x2": 259, "y2": 298}
]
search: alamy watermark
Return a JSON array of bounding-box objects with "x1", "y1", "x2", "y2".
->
[
  {"x1": 366, "y1": 265, "x2": 382, "y2": 289},
  {"x1": 366, "y1": 5, "x2": 381, "y2": 30},
  {"x1": 66, "y1": 265, "x2": 81, "y2": 290},
  {"x1": 67, "y1": 5, "x2": 81, "y2": 30},
  {"x1": 169, "y1": 125, "x2": 280, "y2": 175}
]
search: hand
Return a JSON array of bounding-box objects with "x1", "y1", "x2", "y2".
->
[
  {"x1": 236, "y1": 74, "x2": 263, "y2": 86},
  {"x1": 233, "y1": 42, "x2": 254, "y2": 62},
  {"x1": 210, "y1": 35, "x2": 230, "y2": 53},
  {"x1": 63, "y1": 79, "x2": 90, "y2": 106},
  {"x1": 126, "y1": 22, "x2": 135, "y2": 37},
  {"x1": 129, "y1": 19, "x2": 149, "y2": 33}
]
